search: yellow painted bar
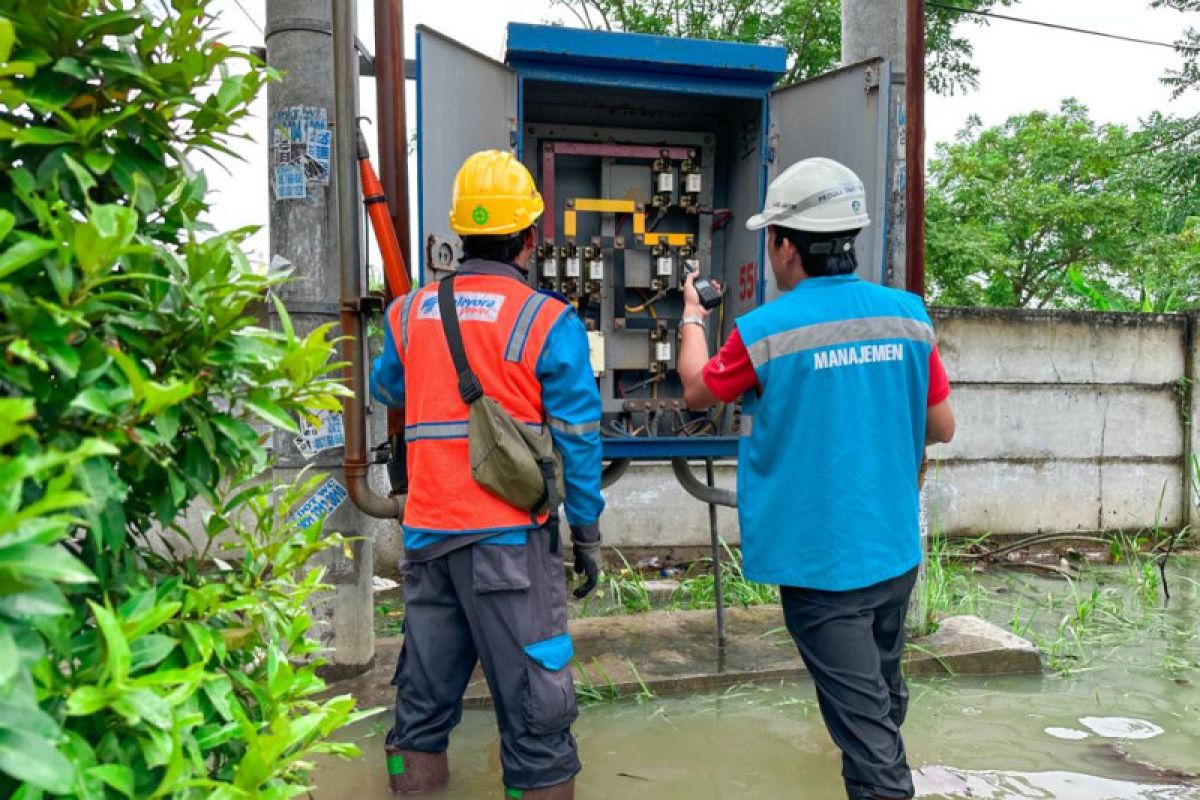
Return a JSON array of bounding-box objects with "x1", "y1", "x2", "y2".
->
[
  {"x1": 632, "y1": 213, "x2": 646, "y2": 235},
  {"x1": 642, "y1": 232, "x2": 694, "y2": 247},
  {"x1": 563, "y1": 211, "x2": 577, "y2": 238},
  {"x1": 574, "y1": 198, "x2": 637, "y2": 213}
]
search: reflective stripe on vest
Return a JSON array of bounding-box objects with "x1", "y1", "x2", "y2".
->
[{"x1": 390, "y1": 273, "x2": 567, "y2": 534}]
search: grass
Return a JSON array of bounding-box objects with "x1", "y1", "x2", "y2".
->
[
  {"x1": 670, "y1": 539, "x2": 779, "y2": 610},
  {"x1": 572, "y1": 657, "x2": 655, "y2": 705},
  {"x1": 575, "y1": 548, "x2": 653, "y2": 617},
  {"x1": 907, "y1": 530, "x2": 986, "y2": 637},
  {"x1": 904, "y1": 521, "x2": 1200, "y2": 676},
  {"x1": 981, "y1": 542, "x2": 1198, "y2": 676},
  {"x1": 574, "y1": 542, "x2": 778, "y2": 617},
  {"x1": 375, "y1": 599, "x2": 404, "y2": 637}
]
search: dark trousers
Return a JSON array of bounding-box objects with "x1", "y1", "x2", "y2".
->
[
  {"x1": 386, "y1": 528, "x2": 580, "y2": 790},
  {"x1": 781, "y1": 566, "x2": 919, "y2": 800}
]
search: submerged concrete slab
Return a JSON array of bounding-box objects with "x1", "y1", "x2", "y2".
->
[{"x1": 328, "y1": 609, "x2": 1040, "y2": 711}]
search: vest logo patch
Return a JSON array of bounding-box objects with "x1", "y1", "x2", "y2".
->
[
  {"x1": 813, "y1": 343, "x2": 904, "y2": 371},
  {"x1": 417, "y1": 292, "x2": 506, "y2": 323}
]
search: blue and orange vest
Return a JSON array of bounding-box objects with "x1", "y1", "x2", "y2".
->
[
  {"x1": 734, "y1": 275, "x2": 935, "y2": 591},
  {"x1": 388, "y1": 265, "x2": 568, "y2": 535}
]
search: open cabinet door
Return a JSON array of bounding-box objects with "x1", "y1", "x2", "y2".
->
[
  {"x1": 416, "y1": 26, "x2": 517, "y2": 282},
  {"x1": 767, "y1": 59, "x2": 893, "y2": 295}
]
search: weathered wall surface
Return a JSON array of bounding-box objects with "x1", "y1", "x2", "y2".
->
[
  {"x1": 372, "y1": 308, "x2": 1200, "y2": 574},
  {"x1": 925, "y1": 308, "x2": 1193, "y2": 538}
]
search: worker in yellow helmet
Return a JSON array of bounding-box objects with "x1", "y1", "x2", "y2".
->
[{"x1": 372, "y1": 150, "x2": 604, "y2": 799}]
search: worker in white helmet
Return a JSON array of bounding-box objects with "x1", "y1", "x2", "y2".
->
[{"x1": 678, "y1": 157, "x2": 956, "y2": 800}]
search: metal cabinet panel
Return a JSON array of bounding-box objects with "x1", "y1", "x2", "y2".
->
[
  {"x1": 416, "y1": 26, "x2": 517, "y2": 282},
  {"x1": 767, "y1": 59, "x2": 892, "y2": 293}
]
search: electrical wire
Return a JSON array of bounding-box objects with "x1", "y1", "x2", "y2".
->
[
  {"x1": 624, "y1": 290, "x2": 663, "y2": 316},
  {"x1": 928, "y1": 2, "x2": 1200, "y2": 52},
  {"x1": 229, "y1": 0, "x2": 265, "y2": 35}
]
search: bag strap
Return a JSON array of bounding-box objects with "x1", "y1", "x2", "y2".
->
[{"x1": 438, "y1": 276, "x2": 484, "y2": 404}]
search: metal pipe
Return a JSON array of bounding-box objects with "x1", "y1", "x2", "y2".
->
[
  {"x1": 905, "y1": 0, "x2": 926, "y2": 297},
  {"x1": 374, "y1": 0, "x2": 411, "y2": 272},
  {"x1": 600, "y1": 458, "x2": 632, "y2": 489},
  {"x1": 705, "y1": 458, "x2": 727, "y2": 650},
  {"x1": 334, "y1": 0, "x2": 401, "y2": 520},
  {"x1": 373, "y1": 0, "x2": 410, "y2": 443},
  {"x1": 670, "y1": 458, "x2": 737, "y2": 508}
]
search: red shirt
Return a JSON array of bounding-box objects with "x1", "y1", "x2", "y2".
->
[{"x1": 702, "y1": 327, "x2": 951, "y2": 406}]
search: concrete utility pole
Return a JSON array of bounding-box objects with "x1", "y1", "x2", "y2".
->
[
  {"x1": 266, "y1": 0, "x2": 375, "y2": 676},
  {"x1": 841, "y1": 0, "x2": 909, "y2": 292}
]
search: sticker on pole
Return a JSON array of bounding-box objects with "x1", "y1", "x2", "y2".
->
[
  {"x1": 290, "y1": 477, "x2": 348, "y2": 530},
  {"x1": 270, "y1": 105, "x2": 331, "y2": 200},
  {"x1": 293, "y1": 410, "x2": 346, "y2": 459}
]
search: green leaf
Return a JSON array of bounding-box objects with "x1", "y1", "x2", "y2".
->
[
  {"x1": 125, "y1": 600, "x2": 181, "y2": 640},
  {"x1": 6, "y1": 339, "x2": 49, "y2": 372},
  {"x1": 13, "y1": 127, "x2": 75, "y2": 147},
  {"x1": 130, "y1": 634, "x2": 178, "y2": 673},
  {"x1": 107, "y1": 346, "x2": 146, "y2": 401},
  {"x1": 112, "y1": 688, "x2": 172, "y2": 729},
  {"x1": 0, "y1": 237, "x2": 56, "y2": 281},
  {"x1": 65, "y1": 686, "x2": 111, "y2": 717},
  {"x1": 0, "y1": 623, "x2": 19, "y2": 688},
  {"x1": 0, "y1": 728, "x2": 76, "y2": 794},
  {"x1": 141, "y1": 378, "x2": 196, "y2": 417},
  {"x1": 88, "y1": 764, "x2": 134, "y2": 798},
  {"x1": 131, "y1": 171, "x2": 157, "y2": 215},
  {"x1": 0, "y1": 209, "x2": 14, "y2": 242},
  {"x1": 0, "y1": 18, "x2": 13, "y2": 63},
  {"x1": 62, "y1": 153, "x2": 97, "y2": 194},
  {"x1": 90, "y1": 602, "x2": 131, "y2": 681},
  {"x1": 0, "y1": 581, "x2": 71, "y2": 618},
  {"x1": 0, "y1": 699, "x2": 61, "y2": 740},
  {"x1": 75, "y1": 204, "x2": 138, "y2": 275},
  {"x1": 52, "y1": 56, "x2": 90, "y2": 81},
  {"x1": 243, "y1": 394, "x2": 298, "y2": 433},
  {"x1": 0, "y1": 544, "x2": 96, "y2": 584},
  {"x1": 69, "y1": 388, "x2": 114, "y2": 416},
  {"x1": 202, "y1": 676, "x2": 235, "y2": 721},
  {"x1": 83, "y1": 149, "x2": 114, "y2": 174}
]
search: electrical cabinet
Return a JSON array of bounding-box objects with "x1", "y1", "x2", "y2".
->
[{"x1": 416, "y1": 24, "x2": 895, "y2": 460}]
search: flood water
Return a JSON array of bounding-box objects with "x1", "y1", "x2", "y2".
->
[{"x1": 314, "y1": 558, "x2": 1200, "y2": 799}]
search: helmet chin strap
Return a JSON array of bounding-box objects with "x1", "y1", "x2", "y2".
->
[{"x1": 805, "y1": 236, "x2": 856, "y2": 257}]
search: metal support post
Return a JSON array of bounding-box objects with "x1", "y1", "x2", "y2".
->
[
  {"x1": 905, "y1": 0, "x2": 926, "y2": 297},
  {"x1": 705, "y1": 458, "x2": 727, "y2": 652}
]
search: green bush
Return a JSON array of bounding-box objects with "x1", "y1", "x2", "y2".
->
[{"x1": 0, "y1": 2, "x2": 363, "y2": 796}]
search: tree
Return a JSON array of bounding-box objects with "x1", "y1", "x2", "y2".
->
[
  {"x1": 926, "y1": 101, "x2": 1200, "y2": 310},
  {"x1": 550, "y1": 0, "x2": 1016, "y2": 92},
  {"x1": 1152, "y1": 0, "x2": 1200, "y2": 97},
  {"x1": 0, "y1": 1, "x2": 362, "y2": 796}
]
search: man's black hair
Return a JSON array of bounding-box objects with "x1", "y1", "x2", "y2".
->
[
  {"x1": 772, "y1": 226, "x2": 861, "y2": 277},
  {"x1": 460, "y1": 225, "x2": 535, "y2": 266}
]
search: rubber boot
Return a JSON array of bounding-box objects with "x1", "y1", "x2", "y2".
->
[
  {"x1": 505, "y1": 779, "x2": 575, "y2": 799},
  {"x1": 385, "y1": 747, "x2": 449, "y2": 795}
]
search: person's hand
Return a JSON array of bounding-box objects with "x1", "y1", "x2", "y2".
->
[
  {"x1": 570, "y1": 524, "x2": 601, "y2": 599},
  {"x1": 682, "y1": 272, "x2": 710, "y2": 318}
]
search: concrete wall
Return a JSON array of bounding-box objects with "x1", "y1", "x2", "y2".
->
[
  {"x1": 372, "y1": 308, "x2": 1200, "y2": 574},
  {"x1": 926, "y1": 307, "x2": 1194, "y2": 538}
]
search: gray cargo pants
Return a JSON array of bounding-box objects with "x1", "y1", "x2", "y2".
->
[
  {"x1": 386, "y1": 528, "x2": 580, "y2": 791},
  {"x1": 781, "y1": 566, "x2": 919, "y2": 800}
]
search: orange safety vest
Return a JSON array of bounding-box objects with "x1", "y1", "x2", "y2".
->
[{"x1": 388, "y1": 271, "x2": 568, "y2": 534}]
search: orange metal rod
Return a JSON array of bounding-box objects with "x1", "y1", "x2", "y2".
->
[{"x1": 356, "y1": 128, "x2": 412, "y2": 297}]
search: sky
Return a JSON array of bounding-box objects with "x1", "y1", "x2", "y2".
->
[{"x1": 204, "y1": 0, "x2": 1200, "y2": 262}]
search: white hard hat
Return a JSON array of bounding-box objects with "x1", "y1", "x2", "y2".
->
[{"x1": 746, "y1": 157, "x2": 871, "y2": 233}]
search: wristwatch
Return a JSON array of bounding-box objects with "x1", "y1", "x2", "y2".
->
[{"x1": 679, "y1": 315, "x2": 706, "y2": 330}]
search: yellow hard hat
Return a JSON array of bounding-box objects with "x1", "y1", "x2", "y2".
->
[{"x1": 449, "y1": 150, "x2": 544, "y2": 235}]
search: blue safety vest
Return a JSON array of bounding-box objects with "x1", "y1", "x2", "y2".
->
[{"x1": 734, "y1": 275, "x2": 935, "y2": 591}]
